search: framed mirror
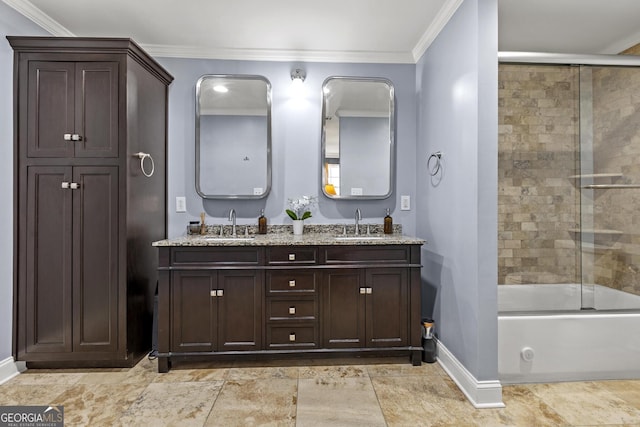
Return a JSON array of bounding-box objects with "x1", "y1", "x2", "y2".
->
[
  {"x1": 196, "y1": 74, "x2": 272, "y2": 199},
  {"x1": 321, "y1": 77, "x2": 395, "y2": 199}
]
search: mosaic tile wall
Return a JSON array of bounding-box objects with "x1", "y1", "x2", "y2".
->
[{"x1": 498, "y1": 64, "x2": 580, "y2": 285}]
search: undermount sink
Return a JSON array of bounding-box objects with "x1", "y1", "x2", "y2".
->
[
  {"x1": 334, "y1": 235, "x2": 386, "y2": 241},
  {"x1": 203, "y1": 236, "x2": 255, "y2": 241}
]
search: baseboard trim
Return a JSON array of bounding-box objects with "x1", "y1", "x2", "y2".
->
[
  {"x1": 0, "y1": 356, "x2": 26, "y2": 385},
  {"x1": 436, "y1": 339, "x2": 505, "y2": 408}
]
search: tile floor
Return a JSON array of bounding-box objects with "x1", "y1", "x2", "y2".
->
[{"x1": 1, "y1": 356, "x2": 640, "y2": 426}]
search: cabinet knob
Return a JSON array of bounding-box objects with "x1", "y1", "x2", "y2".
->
[
  {"x1": 289, "y1": 280, "x2": 296, "y2": 287},
  {"x1": 61, "y1": 181, "x2": 70, "y2": 189},
  {"x1": 359, "y1": 287, "x2": 366, "y2": 294},
  {"x1": 71, "y1": 134, "x2": 82, "y2": 141},
  {"x1": 63, "y1": 133, "x2": 72, "y2": 141},
  {"x1": 210, "y1": 290, "x2": 217, "y2": 297},
  {"x1": 69, "y1": 182, "x2": 80, "y2": 190},
  {"x1": 217, "y1": 289, "x2": 224, "y2": 297},
  {"x1": 289, "y1": 306, "x2": 296, "y2": 315},
  {"x1": 288, "y1": 253, "x2": 296, "y2": 261},
  {"x1": 366, "y1": 287, "x2": 372, "y2": 294},
  {"x1": 289, "y1": 333, "x2": 296, "y2": 342}
]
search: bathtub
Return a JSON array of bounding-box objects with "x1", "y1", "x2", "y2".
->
[{"x1": 498, "y1": 284, "x2": 640, "y2": 384}]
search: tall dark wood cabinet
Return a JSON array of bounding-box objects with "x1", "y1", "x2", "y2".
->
[{"x1": 9, "y1": 37, "x2": 174, "y2": 367}]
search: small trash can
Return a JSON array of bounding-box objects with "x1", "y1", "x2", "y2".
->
[{"x1": 421, "y1": 318, "x2": 437, "y2": 363}]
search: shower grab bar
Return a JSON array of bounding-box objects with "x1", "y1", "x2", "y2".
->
[{"x1": 583, "y1": 184, "x2": 640, "y2": 189}]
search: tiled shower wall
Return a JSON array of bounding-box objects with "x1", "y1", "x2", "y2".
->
[
  {"x1": 588, "y1": 66, "x2": 640, "y2": 296},
  {"x1": 498, "y1": 65, "x2": 580, "y2": 285},
  {"x1": 498, "y1": 61, "x2": 640, "y2": 298}
]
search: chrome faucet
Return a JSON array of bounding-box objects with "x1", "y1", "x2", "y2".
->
[
  {"x1": 354, "y1": 208, "x2": 362, "y2": 235},
  {"x1": 228, "y1": 208, "x2": 237, "y2": 236}
]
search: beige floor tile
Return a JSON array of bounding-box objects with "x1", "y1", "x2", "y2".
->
[
  {"x1": 601, "y1": 380, "x2": 640, "y2": 409},
  {"x1": 0, "y1": 384, "x2": 70, "y2": 406},
  {"x1": 527, "y1": 381, "x2": 640, "y2": 425},
  {"x1": 468, "y1": 385, "x2": 569, "y2": 427},
  {"x1": 372, "y1": 374, "x2": 477, "y2": 426},
  {"x1": 225, "y1": 366, "x2": 299, "y2": 381},
  {"x1": 6, "y1": 372, "x2": 85, "y2": 386},
  {"x1": 50, "y1": 383, "x2": 147, "y2": 426},
  {"x1": 367, "y1": 361, "x2": 445, "y2": 377},
  {"x1": 205, "y1": 378, "x2": 297, "y2": 426},
  {"x1": 115, "y1": 381, "x2": 223, "y2": 426},
  {"x1": 298, "y1": 364, "x2": 368, "y2": 379},
  {"x1": 152, "y1": 368, "x2": 228, "y2": 383},
  {"x1": 297, "y1": 377, "x2": 386, "y2": 426}
]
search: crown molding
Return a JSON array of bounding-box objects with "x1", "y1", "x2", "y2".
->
[
  {"x1": 412, "y1": 0, "x2": 463, "y2": 62},
  {"x1": 141, "y1": 44, "x2": 415, "y2": 64},
  {"x1": 2, "y1": 0, "x2": 74, "y2": 36}
]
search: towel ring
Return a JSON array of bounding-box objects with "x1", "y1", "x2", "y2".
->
[
  {"x1": 427, "y1": 151, "x2": 442, "y2": 176},
  {"x1": 135, "y1": 152, "x2": 155, "y2": 178}
]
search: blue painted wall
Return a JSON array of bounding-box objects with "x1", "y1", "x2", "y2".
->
[
  {"x1": 415, "y1": 0, "x2": 498, "y2": 380},
  {"x1": 155, "y1": 57, "x2": 417, "y2": 238}
]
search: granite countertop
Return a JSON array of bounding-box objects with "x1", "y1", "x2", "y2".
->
[{"x1": 153, "y1": 224, "x2": 425, "y2": 247}]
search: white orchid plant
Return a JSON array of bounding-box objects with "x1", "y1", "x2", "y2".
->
[{"x1": 286, "y1": 195, "x2": 317, "y2": 221}]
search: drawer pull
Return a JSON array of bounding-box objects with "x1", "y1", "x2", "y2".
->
[
  {"x1": 288, "y1": 253, "x2": 296, "y2": 261},
  {"x1": 289, "y1": 333, "x2": 296, "y2": 342},
  {"x1": 289, "y1": 306, "x2": 296, "y2": 315},
  {"x1": 289, "y1": 280, "x2": 296, "y2": 287}
]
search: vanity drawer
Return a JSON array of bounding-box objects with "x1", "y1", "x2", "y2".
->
[
  {"x1": 267, "y1": 298, "x2": 317, "y2": 321},
  {"x1": 267, "y1": 247, "x2": 317, "y2": 265},
  {"x1": 266, "y1": 270, "x2": 317, "y2": 294},
  {"x1": 266, "y1": 325, "x2": 318, "y2": 349},
  {"x1": 322, "y1": 245, "x2": 411, "y2": 265},
  {"x1": 171, "y1": 247, "x2": 263, "y2": 266}
]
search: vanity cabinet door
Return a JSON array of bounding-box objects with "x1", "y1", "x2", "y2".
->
[
  {"x1": 365, "y1": 268, "x2": 409, "y2": 348},
  {"x1": 217, "y1": 270, "x2": 263, "y2": 351},
  {"x1": 321, "y1": 270, "x2": 366, "y2": 348},
  {"x1": 321, "y1": 268, "x2": 409, "y2": 349},
  {"x1": 171, "y1": 271, "x2": 216, "y2": 352},
  {"x1": 170, "y1": 270, "x2": 262, "y2": 352}
]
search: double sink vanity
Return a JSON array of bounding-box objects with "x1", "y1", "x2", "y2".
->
[
  {"x1": 152, "y1": 72, "x2": 422, "y2": 373},
  {"x1": 153, "y1": 228, "x2": 424, "y2": 373}
]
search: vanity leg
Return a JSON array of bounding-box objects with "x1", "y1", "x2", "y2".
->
[
  {"x1": 411, "y1": 350, "x2": 422, "y2": 366},
  {"x1": 158, "y1": 357, "x2": 170, "y2": 373}
]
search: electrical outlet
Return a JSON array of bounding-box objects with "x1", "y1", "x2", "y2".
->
[
  {"x1": 176, "y1": 196, "x2": 186, "y2": 213},
  {"x1": 401, "y1": 195, "x2": 410, "y2": 211}
]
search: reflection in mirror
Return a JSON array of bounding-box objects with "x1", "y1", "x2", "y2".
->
[
  {"x1": 321, "y1": 77, "x2": 394, "y2": 199},
  {"x1": 196, "y1": 75, "x2": 271, "y2": 199}
]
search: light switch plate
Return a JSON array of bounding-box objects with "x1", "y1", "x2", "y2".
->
[
  {"x1": 401, "y1": 195, "x2": 410, "y2": 211},
  {"x1": 176, "y1": 196, "x2": 186, "y2": 212}
]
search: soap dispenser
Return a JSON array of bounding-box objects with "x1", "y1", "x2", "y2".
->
[
  {"x1": 383, "y1": 208, "x2": 393, "y2": 234},
  {"x1": 258, "y1": 209, "x2": 267, "y2": 234}
]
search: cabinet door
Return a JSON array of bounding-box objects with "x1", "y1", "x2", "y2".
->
[
  {"x1": 27, "y1": 62, "x2": 75, "y2": 158},
  {"x1": 171, "y1": 271, "x2": 216, "y2": 352},
  {"x1": 217, "y1": 270, "x2": 262, "y2": 351},
  {"x1": 74, "y1": 62, "x2": 119, "y2": 158},
  {"x1": 26, "y1": 61, "x2": 118, "y2": 158},
  {"x1": 322, "y1": 270, "x2": 366, "y2": 348},
  {"x1": 72, "y1": 166, "x2": 119, "y2": 352},
  {"x1": 365, "y1": 268, "x2": 408, "y2": 347},
  {"x1": 25, "y1": 166, "x2": 73, "y2": 354}
]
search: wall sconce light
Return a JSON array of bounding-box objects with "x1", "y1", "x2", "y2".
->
[{"x1": 291, "y1": 68, "x2": 306, "y2": 83}]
